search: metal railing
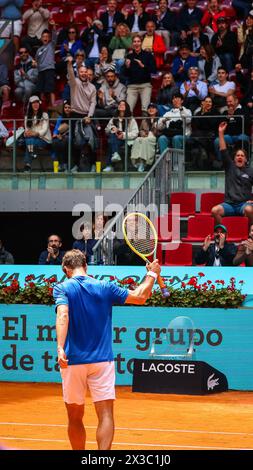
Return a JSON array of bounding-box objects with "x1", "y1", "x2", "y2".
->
[
  {"x1": 0, "y1": 113, "x2": 250, "y2": 173},
  {"x1": 92, "y1": 147, "x2": 184, "y2": 265}
]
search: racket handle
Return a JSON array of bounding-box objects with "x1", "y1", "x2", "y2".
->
[{"x1": 157, "y1": 275, "x2": 170, "y2": 297}]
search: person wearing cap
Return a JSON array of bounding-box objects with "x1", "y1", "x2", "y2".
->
[
  {"x1": 233, "y1": 223, "x2": 253, "y2": 266},
  {"x1": 211, "y1": 121, "x2": 253, "y2": 225},
  {"x1": 184, "y1": 21, "x2": 209, "y2": 56},
  {"x1": 211, "y1": 16, "x2": 237, "y2": 72},
  {"x1": 95, "y1": 68, "x2": 126, "y2": 118},
  {"x1": 237, "y1": 10, "x2": 253, "y2": 70},
  {"x1": 130, "y1": 102, "x2": 159, "y2": 171},
  {"x1": 195, "y1": 224, "x2": 236, "y2": 266},
  {"x1": 171, "y1": 44, "x2": 198, "y2": 84},
  {"x1": 23, "y1": 95, "x2": 52, "y2": 172},
  {"x1": 201, "y1": 0, "x2": 227, "y2": 36},
  {"x1": 157, "y1": 92, "x2": 192, "y2": 154},
  {"x1": 178, "y1": 0, "x2": 203, "y2": 40}
]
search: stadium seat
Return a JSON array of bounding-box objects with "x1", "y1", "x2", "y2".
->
[
  {"x1": 121, "y1": 3, "x2": 134, "y2": 15},
  {"x1": 164, "y1": 242, "x2": 193, "y2": 266},
  {"x1": 96, "y1": 5, "x2": 108, "y2": 18},
  {"x1": 221, "y1": 216, "x2": 248, "y2": 242},
  {"x1": 145, "y1": 2, "x2": 158, "y2": 15},
  {"x1": 72, "y1": 5, "x2": 89, "y2": 24},
  {"x1": 155, "y1": 212, "x2": 181, "y2": 242},
  {"x1": 198, "y1": 1, "x2": 208, "y2": 11},
  {"x1": 169, "y1": 192, "x2": 196, "y2": 218},
  {"x1": 156, "y1": 242, "x2": 164, "y2": 264},
  {"x1": 50, "y1": 7, "x2": 72, "y2": 26},
  {"x1": 170, "y1": 2, "x2": 183, "y2": 13},
  {"x1": 200, "y1": 192, "x2": 224, "y2": 216},
  {"x1": 182, "y1": 215, "x2": 214, "y2": 242},
  {"x1": 0, "y1": 102, "x2": 24, "y2": 121}
]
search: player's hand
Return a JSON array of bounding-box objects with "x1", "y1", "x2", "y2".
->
[
  {"x1": 146, "y1": 259, "x2": 161, "y2": 276},
  {"x1": 57, "y1": 347, "x2": 68, "y2": 368}
]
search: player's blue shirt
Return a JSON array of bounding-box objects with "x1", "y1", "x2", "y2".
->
[{"x1": 53, "y1": 275, "x2": 128, "y2": 365}]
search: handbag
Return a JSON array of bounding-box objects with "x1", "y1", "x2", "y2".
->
[{"x1": 74, "y1": 120, "x2": 90, "y2": 147}]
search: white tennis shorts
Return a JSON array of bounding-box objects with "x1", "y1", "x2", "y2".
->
[{"x1": 60, "y1": 361, "x2": 116, "y2": 405}]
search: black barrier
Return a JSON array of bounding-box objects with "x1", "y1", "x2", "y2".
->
[{"x1": 132, "y1": 359, "x2": 228, "y2": 395}]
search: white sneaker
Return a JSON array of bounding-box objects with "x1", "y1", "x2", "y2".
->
[
  {"x1": 103, "y1": 166, "x2": 114, "y2": 172},
  {"x1": 90, "y1": 164, "x2": 96, "y2": 173},
  {"x1": 71, "y1": 165, "x2": 79, "y2": 173},
  {"x1": 111, "y1": 152, "x2": 121, "y2": 162},
  {"x1": 138, "y1": 162, "x2": 145, "y2": 172}
]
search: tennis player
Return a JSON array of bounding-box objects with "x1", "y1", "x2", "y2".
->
[{"x1": 53, "y1": 249, "x2": 161, "y2": 450}]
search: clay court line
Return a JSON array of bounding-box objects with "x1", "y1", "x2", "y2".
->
[
  {"x1": 0, "y1": 436, "x2": 252, "y2": 450},
  {"x1": 1, "y1": 422, "x2": 253, "y2": 437}
]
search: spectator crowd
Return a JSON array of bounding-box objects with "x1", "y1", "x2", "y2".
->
[{"x1": 0, "y1": 0, "x2": 252, "y2": 173}]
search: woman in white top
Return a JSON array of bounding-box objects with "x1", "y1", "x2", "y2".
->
[
  {"x1": 24, "y1": 95, "x2": 52, "y2": 171},
  {"x1": 104, "y1": 100, "x2": 138, "y2": 171}
]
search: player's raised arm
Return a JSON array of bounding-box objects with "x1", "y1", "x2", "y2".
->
[{"x1": 125, "y1": 260, "x2": 161, "y2": 305}]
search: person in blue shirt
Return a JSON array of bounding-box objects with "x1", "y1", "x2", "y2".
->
[
  {"x1": 38, "y1": 234, "x2": 65, "y2": 265},
  {"x1": 53, "y1": 248, "x2": 161, "y2": 450}
]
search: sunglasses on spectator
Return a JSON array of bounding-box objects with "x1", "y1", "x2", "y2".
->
[
  {"x1": 19, "y1": 50, "x2": 28, "y2": 54},
  {"x1": 76, "y1": 54, "x2": 84, "y2": 56},
  {"x1": 68, "y1": 30, "x2": 76, "y2": 34}
]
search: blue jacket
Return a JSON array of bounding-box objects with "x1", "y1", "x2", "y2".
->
[
  {"x1": 0, "y1": 0, "x2": 23, "y2": 20},
  {"x1": 60, "y1": 39, "x2": 84, "y2": 59},
  {"x1": 171, "y1": 55, "x2": 198, "y2": 83}
]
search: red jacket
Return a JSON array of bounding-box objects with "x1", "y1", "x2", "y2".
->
[
  {"x1": 201, "y1": 9, "x2": 227, "y2": 34},
  {"x1": 143, "y1": 33, "x2": 167, "y2": 69}
]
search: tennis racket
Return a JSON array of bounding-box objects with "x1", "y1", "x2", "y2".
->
[{"x1": 122, "y1": 212, "x2": 170, "y2": 297}]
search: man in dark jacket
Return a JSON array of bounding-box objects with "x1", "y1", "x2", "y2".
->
[
  {"x1": 195, "y1": 224, "x2": 236, "y2": 266},
  {"x1": 100, "y1": 0, "x2": 125, "y2": 44},
  {"x1": 212, "y1": 121, "x2": 253, "y2": 224},
  {"x1": 124, "y1": 33, "x2": 156, "y2": 114},
  {"x1": 123, "y1": 0, "x2": 150, "y2": 32},
  {"x1": 211, "y1": 17, "x2": 237, "y2": 72},
  {"x1": 178, "y1": 0, "x2": 203, "y2": 37},
  {"x1": 38, "y1": 234, "x2": 65, "y2": 265}
]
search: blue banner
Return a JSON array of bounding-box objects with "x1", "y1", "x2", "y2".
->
[
  {"x1": 0, "y1": 305, "x2": 252, "y2": 390},
  {"x1": 0, "y1": 265, "x2": 253, "y2": 305}
]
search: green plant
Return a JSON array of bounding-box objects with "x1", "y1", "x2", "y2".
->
[{"x1": 0, "y1": 273, "x2": 246, "y2": 308}]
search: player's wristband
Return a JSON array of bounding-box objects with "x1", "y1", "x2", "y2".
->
[{"x1": 146, "y1": 271, "x2": 158, "y2": 280}]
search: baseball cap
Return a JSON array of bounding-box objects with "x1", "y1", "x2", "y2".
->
[
  {"x1": 29, "y1": 95, "x2": 41, "y2": 104},
  {"x1": 248, "y1": 9, "x2": 253, "y2": 18},
  {"x1": 217, "y1": 16, "x2": 228, "y2": 23},
  {"x1": 214, "y1": 224, "x2": 227, "y2": 233},
  {"x1": 147, "y1": 102, "x2": 158, "y2": 109}
]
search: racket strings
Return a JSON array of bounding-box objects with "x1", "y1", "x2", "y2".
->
[{"x1": 124, "y1": 216, "x2": 156, "y2": 256}]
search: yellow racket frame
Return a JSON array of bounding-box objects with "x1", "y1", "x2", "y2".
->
[{"x1": 122, "y1": 212, "x2": 170, "y2": 297}]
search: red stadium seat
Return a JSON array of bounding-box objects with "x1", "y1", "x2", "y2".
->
[
  {"x1": 182, "y1": 215, "x2": 214, "y2": 242},
  {"x1": 170, "y1": 2, "x2": 183, "y2": 14},
  {"x1": 169, "y1": 192, "x2": 196, "y2": 218},
  {"x1": 121, "y1": 3, "x2": 134, "y2": 15},
  {"x1": 221, "y1": 216, "x2": 248, "y2": 242},
  {"x1": 164, "y1": 242, "x2": 193, "y2": 266},
  {"x1": 72, "y1": 6, "x2": 90, "y2": 24},
  {"x1": 0, "y1": 102, "x2": 24, "y2": 121},
  {"x1": 156, "y1": 242, "x2": 164, "y2": 264},
  {"x1": 97, "y1": 5, "x2": 108, "y2": 18},
  {"x1": 200, "y1": 192, "x2": 224, "y2": 215},
  {"x1": 50, "y1": 7, "x2": 72, "y2": 26},
  {"x1": 145, "y1": 2, "x2": 158, "y2": 15},
  {"x1": 198, "y1": 1, "x2": 208, "y2": 11},
  {"x1": 155, "y1": 212, "x2": 181, "y2": 242}
]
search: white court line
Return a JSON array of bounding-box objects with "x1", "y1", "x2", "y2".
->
[
  {"x1": 0, "y1": 436, "x2": 252, "y2": 450},
  {"x1": 1, "y1": 422, "x2": 253, "y2": 437}
]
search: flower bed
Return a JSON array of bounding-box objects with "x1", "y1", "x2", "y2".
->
[{"x1": 0, "y1": 273, "x2": 246, "y2": 308}]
